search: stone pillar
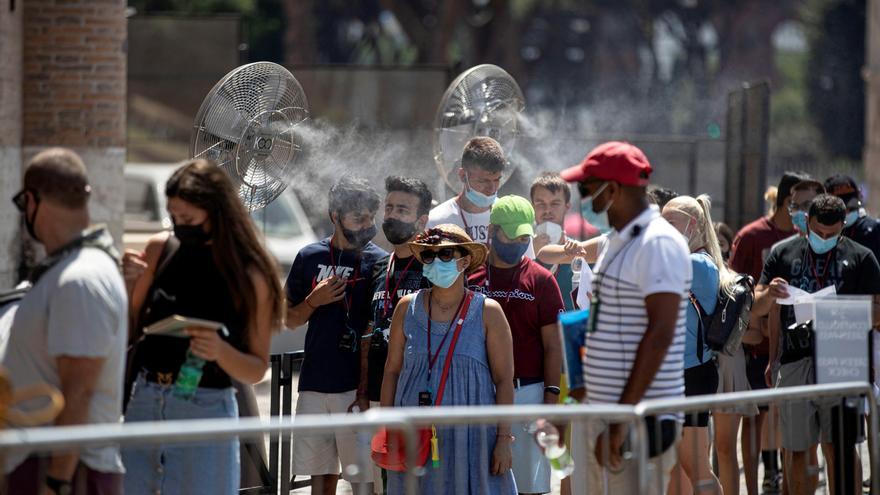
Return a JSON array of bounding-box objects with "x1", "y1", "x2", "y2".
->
[
  {"x1": 22, "y1": 0, "x2": 127, "y2": 251},
  {"x1": 866, "y1": 0, "x2": 880, "y2": 213},
  {"x1": 0, "y1": 0, "x2": 23, "y2": 289}
]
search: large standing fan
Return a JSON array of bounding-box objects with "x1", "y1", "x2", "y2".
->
[
  {"x1": 191, "y1": 62, "x2": 309, "y2": 211},
  {"x1": 433, "y1": 64, "x2": 525, "y2": 190}
]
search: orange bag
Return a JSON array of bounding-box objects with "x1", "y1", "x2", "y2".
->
[{"x1": 370, "y1": 426, "x2": 432, "y2": 472}]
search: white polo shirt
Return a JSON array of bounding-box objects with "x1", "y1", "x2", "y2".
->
[{"x1": 582, "y1": 207, "x2": 691, "y2": 405}]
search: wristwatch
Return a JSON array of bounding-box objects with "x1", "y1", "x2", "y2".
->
[
  {"x1": 45, "y1": 475, "x2": 72, "y2": 495},
  {"x1": 544, "y1": 385, "x2": 561, "y2": 395}
]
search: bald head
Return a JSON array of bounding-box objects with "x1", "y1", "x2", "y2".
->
[{"x1": 24, "y1": 148, "x2": 91, "y2": 209}]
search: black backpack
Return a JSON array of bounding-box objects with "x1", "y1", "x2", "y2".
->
[{"x1": 690, "y1": 274, "x2": 755, "y2": 360}]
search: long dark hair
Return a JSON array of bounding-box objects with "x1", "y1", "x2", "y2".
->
[{"x1": 165, "y1": 159, "x2": 284, "y2": 338}]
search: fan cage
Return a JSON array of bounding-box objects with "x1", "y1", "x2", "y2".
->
[
  {"x1": 191, "y1": 62, "x2": 309, "y2": 211},
  {"x1": 433, "y1": 64, "x2": 525, "y2": 190}
]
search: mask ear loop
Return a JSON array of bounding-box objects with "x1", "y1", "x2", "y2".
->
[
  {"x1": 666, "y1": 208, "x2": 700, "y2": 249},
  {"x1": 457, "y1": 254, "x2": 470, "y2": 274},
  {"x1": 585, "y1": 182, "x2": 609, "y2": 202}
]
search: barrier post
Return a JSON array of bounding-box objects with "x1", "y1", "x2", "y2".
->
[
  {"x1": 633, "y1": 417, "x2": 650, "y2": 492},
  {"x1": 280, "y1": 352, "x2": 294, "y2": 494},
  {"x1": 870, "y1": 392, "x2": 880, "y2": 494},
  {"x1": 401, "y1": 419, "x2": 420, "y2": 495},
  {"x1": 830, "y1": 397, "x2": 859, "y2": 495},
  {"x1": 268, "y1": 354, "x2": 281, "y2": 493}
]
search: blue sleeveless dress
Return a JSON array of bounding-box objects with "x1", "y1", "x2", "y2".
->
[{"x1": 386, "y1": 290, "x2": 518, "y2": 495}]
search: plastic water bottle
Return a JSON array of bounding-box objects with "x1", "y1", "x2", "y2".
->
[
  {"x1": 173, "y1": 350, "x2": 205, "y2": 399},
  {"x1": 571, "y1": 256, "x2": 584, "y2": 283},
  {"x1": 528, "y1": 419, "x2": 575, "y2": 478}
]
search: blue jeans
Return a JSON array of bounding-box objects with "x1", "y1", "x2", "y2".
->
[{"x1": 122, "y1": 376, "x2": 240, "y2": 495}]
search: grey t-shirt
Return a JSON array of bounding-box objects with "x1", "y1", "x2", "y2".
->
[{"x1": 2, "y1": 247, "x2": 127, "y2": 474}]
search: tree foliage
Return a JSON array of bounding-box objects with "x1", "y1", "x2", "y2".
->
[{"x1": 805, "y1": 0, "x2": 865, "y2": 160}]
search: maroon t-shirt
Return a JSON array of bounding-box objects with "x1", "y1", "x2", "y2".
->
[
  {"x1": 468, "y1": 258, "x2": 565, "y2": 379},
  {"x1": 729, "y1": 216, "x2": 795, "y2": 280},
  {"x1": 729, "y1": 216, "x2": 794, "y2": 356}
]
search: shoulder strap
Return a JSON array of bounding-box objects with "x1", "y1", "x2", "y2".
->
[
  {"x1": 131, "y1": 236, "x2": 180, "y2": 344},
  {"x1": 154, "y1": 235, "x2": 181, "y2": 279},
  {"x1": 29, "y1": 228, "x2": 119, "y2": 283},
  {"x1": 689, "y1": 291, "x2": 706, "y2": 363},
  {"x1": 433, "y1": 290, "x2": 475, "y2": 407}
]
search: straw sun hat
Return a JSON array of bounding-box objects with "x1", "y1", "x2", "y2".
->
[{"x1": 408, "y1": 224, "x2": 488, "y2": 272}]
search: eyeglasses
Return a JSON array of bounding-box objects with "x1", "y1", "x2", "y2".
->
[
  {"x1": 788, "y1": 201, "x2": 812, "y2": 213},
  {"x1": 11, "y1": 189, "x2": 35, "y2": 213},
  {"x1": 420, "y1": 247, "x2": 461, "y2": 264}
]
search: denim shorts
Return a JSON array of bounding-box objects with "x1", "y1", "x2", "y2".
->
[{"x1": 122, "y1": 375, "x2": 240, "y2": 495}]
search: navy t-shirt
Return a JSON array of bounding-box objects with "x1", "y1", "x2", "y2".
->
[
  {"x1": 286, "y1": 238, "x2": 387, "y2": 393},
  {"x1": 366, "y1": 253, "x2": 430, "y2": 401},
  {"x1": 844, "y1": 215, "x2": 880, "y2": 262}
]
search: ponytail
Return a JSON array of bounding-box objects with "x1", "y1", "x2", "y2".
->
[{"x1": 666, "y1": 194, "x2": 739, "y2": 298}]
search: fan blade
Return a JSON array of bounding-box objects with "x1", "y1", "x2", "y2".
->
[{"x1": 202, "y1": 90, "x2": 249, "y2": 144}]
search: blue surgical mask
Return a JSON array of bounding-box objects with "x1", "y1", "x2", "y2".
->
[
  {"x1": 580, "y1": 182, "x2": 613, "y2": 234},
  {"x1": 423, "y1": 258, "x2": 464, "y2": 288},
  {"x1": 808, "y1": 230, "x2": 839, "y2": 254},
  {"x1": 464, "y1": 174, "x2": 497, "y2": 208},
  {"x1": 792, "y1": 211, "x2": 808, "y2": 233},
  {"x1": 844, "y1": 210, "x2": 859, "y2": 227},
  {"x1": 492, "y1": 232, "x2": 530, "y2": 265}
]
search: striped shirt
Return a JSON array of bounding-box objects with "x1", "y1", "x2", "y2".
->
[{"x1": 583, "y1": 207, "x2": 692, "y2": 405}]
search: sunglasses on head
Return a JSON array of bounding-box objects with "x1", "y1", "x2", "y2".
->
[
  {"x1": 420, "y1": 247, "x2": 462, "y2": 264},
  {"x1": 11, "y1": 189, "x2": 36, "y2": 213}
]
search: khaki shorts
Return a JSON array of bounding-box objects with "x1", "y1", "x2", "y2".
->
[
  {"x1": 777, "y1": 358, "x2": 865, "y2": 452},
  {"x1": 292, "y1": 390, "x2": 373, "y2": 483},
  {"x1": 584, "y1": 422, "x2": 679, "y2": 495}
]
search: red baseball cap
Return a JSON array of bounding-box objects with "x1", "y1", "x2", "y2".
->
[{"x1": 560, "y1": 141, "x2": 652, "y2": 186}]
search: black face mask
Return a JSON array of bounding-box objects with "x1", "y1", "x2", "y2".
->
[
  {"x1": 24, "y1": 196, "x2": 41, "y2": 243},
  {"x1": 173, "y1": 223, "x2": 211, "y2": 246},
  {"x1": 342, "y1": 224, "x2": 377, "y2": 249},
  {"x1": 382, "y1": 218, "x2": 418, "y2": 245}
]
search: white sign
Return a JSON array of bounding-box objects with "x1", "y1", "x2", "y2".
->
[{"x1": 813, "y1": 296, "x2": 872, "y2": 385}]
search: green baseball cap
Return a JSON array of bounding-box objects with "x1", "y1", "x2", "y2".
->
[{"x1": 490, "y1": 195, "x2": 535, "y2": 239}]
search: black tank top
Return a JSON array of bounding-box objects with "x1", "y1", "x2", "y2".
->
[{"x1": 135, "y1": 243, "x2": 248, "y2": 388}]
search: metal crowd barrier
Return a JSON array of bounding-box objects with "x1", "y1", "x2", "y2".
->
[
  {"x1": 0, "y1": 364, "x2": 873, "y2": 495},
  {"x1": 635, "y1": 381, "x2": 878, "y2": 495},
  {"x1": 267, "y1": 351, "x2": 308, "y2": 494},
  {"x1": 0, "y1": 404, "x2": 641, "y2": 494}
]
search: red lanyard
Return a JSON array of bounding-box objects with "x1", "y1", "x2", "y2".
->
[
  {"x1": 808, "y1": 249, "x2": 834, "y2": 288},
  {"x1": 328, "y1": 240, "x2": 361, "y2": 318},
  {"x1": 426, "y1": 290, "x2": 468, "y2": 388},
  {"x1": 457, "y1": 196, "x2": 470, "y2": 232},
  {"x1": 383, "y1": 254, "x2": 416, "y2": 318}
]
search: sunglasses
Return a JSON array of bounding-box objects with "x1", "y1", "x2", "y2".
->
[
  {"x1": 419, "y1": 247, "x2": 462, "y2": 264},
  {"x1": 11, "y1": 189, "x2": 36, "y2": 213},
  {"x1": 577, "y1": 181, "x2": 607, "y2": 199}
]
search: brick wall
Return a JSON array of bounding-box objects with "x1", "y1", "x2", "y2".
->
[
  {"x1": 23, "y1": 0, "x2": 126, "y2": 148},
  {"x1": 0, "y1": 0, "x2": 23, "y2": 288},
  {"x1": 9, "y1": 0, "x2": 128, "y2": 275}
]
